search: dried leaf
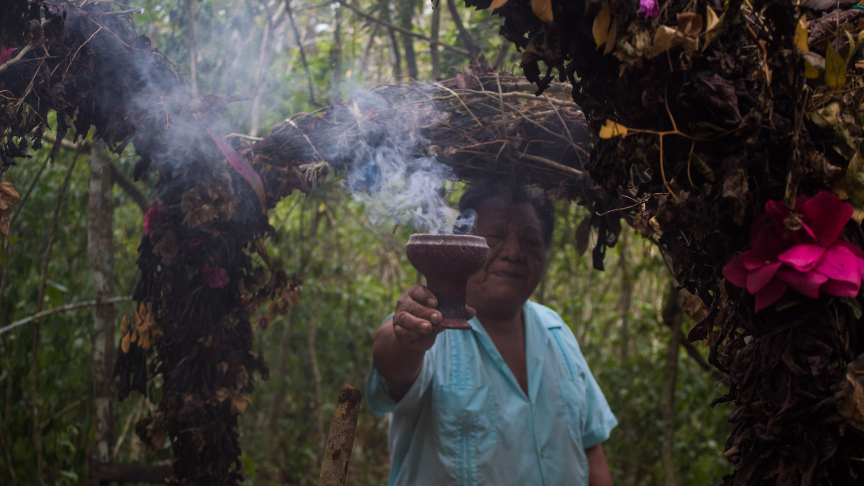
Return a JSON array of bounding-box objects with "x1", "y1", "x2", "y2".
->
[
  {"x1": 703, "y1": 12, "x2": 725, "y2": 50},
  {"x1": 215, "y1": 387, "x2": 230, "y2": 402},
  {"x1": 648, "y1": 25, "x2": 679, "y2": 59},
  {"x1": 231, "y1": 393, "x2": 252, "y2": 414},
  {"x1": 804, "y1": 52, "x2": 824, "y2": 79},
  {"x1": 599, "y1": 119, "x2": 628, "y2": 138},
  {"x1": 121, "y1": 333, "x2": 131, "y2": 354},
  {"x1": 575, "y1": 216, "x2": 592, "y2": 256},
  {"x1": 604, "y1": 18, "x2": 618, "y2": 55},
  {"x1": 794, "y1": 17, "x2": 809, "y2": 53},
  {"x1": 593, "y1": 2, "x2": 611, "y2": 50},
  {"x1": 531, "y1": 0, "x2": 553, "y2": 22},
  {"x1": 825, "y1": 42, "x2": 847, "y2": 91},
  {"x1": 705, "y1": 7, "x2": 720, "y2": 32},
  {"x1": 489, "y1": 0, "x2": 509, "y2": 8},
  {"x1": 120, "y1": 315, "x2": 130, "y2": 334},
  {"x1": 845, "y1": 153, "x2": 864, "y2": 207},
  {"x1": 0, "y1": 182, "x2": 21, "y2": 202}
]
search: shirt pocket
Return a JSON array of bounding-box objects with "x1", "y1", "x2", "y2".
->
[
  {"x1": 559, "y1": 375, "x2": 587, "y2": 447},
  {"x1": 432, "y1": 384, "x2": 499, "y2": 455}
]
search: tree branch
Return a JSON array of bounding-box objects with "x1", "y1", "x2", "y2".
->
[
  {"x1": 446, "y1": 0, "x2": 478, "y2": 60},
  {"x1": 335, "y1": 0, "x2": 470, "y2": 57},
  {"x1": 0, "y1": 296, "x2": 133, "y2": 336},
  {"x1": 108, "y1": 164, "x2": 149, "y2": 213},
  {"x1": 285, "y1": 0, "x2": 319, "y2": 106}
]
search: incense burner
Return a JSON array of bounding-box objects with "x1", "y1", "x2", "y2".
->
[{"x1": 405, "y1": 234, "x2": 489, "y2": 330}]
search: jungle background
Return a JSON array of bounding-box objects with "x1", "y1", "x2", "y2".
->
[{"x1": 0, "y1": 0, "x2": 733, "y2": 484}]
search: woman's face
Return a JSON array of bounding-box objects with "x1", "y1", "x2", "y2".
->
[{"x1": 466, "y1": 196, "x2": 548, "y2": 320}]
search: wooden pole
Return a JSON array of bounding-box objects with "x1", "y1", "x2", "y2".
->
[{"x1": 318, "y1": 384, "x2": 362, "y2": 486}]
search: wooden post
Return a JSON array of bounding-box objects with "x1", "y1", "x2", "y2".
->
[{"x1": 318, "y1": 384, "x2": 362, "y2": 486}]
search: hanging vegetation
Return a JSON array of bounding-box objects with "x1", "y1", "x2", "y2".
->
[{"x1": 468, "y1": 0, "x2": 864, "y2": 482}]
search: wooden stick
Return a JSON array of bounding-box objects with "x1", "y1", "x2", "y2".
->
[{"x1": 318, "y1": 384, "x2": 363, "y2": 486}]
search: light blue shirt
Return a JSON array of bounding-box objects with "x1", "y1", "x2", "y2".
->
[{"x1": 366, "y1": 301, "x2": 618, "y2": 486}]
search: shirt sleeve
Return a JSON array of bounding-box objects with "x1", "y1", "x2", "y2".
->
[
  {"x1": 556, "y1": 324, "x2": 618, "y2": 448},
  {"x1": 365, "y1": 314, "x2": 437, "y2": 417}
]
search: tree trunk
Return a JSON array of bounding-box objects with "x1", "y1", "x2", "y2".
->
[
  {"x1": 398, "y1": 0, "x2": 418, "y2": 80},
  {"x1": 330, "y1": 4, "x2": 343, "y2": 99},
  {"x1": 185, "y1": 0, "x2": 199, "y2": 96},
  {"x1": 446, "y1": 0, "x2": 478, "y2": 61},
  {"x1": 661, "y1": 281, "x2": 682, "y2": 486},
  {"x1": 379, "y1": 0, "x2": 401, "y2": 78},
  {"x1": 89, "y1": 140, "x2": 116, "y2": 463},
  {"x1": 430, "y1": 5, "x2": 441, "y2": 79}
]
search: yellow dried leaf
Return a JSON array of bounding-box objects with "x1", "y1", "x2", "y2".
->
[
  {"x1": 593, "y1": 2, "x2": 611, "y2": 50},
  {"x1": 120, "y1": 315, "x2": 129, "y2": 334},
  {"x1": 599, "y1": 119, "x2": 628, "y2": 138},
  {"x1": 121, "y1": 333, "x2": 131, "y2": 354},
  {"x1": 825, "y1": 42, "x2": 847, "y2": 90},
  {"x1": 706, "y1": 7, "x2": 720, "y2": 32},
  {"x1": 531, "y1": 0, "x2": 553, "y2": 22},
  {"x1": 490, "y1": 0, "x2": 509, "y2": 8},
  {"x1": 794, "y1": 17, "x2": 809, "y2": 53},
  {"x1": 139, "y1": 330, "x2": 150, "y2": 350},
  {"x1": 604, "y1": 18, "x2": 618, "y2": 55},
  {"x1": 648, "y1": 25, "x2": 679, "y2": 59}
]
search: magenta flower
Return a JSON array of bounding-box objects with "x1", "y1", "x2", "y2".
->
[
  {"x1": 723, "y1": 191, "x2": 864, "y2": 311},
  {"x1": 637, "y1": 0, "x2": 659, "y2": 19},
  {"x1": 143, "y1": 203, "x2": 163, "y2": 236},
  {"x1": 203, "y1": 264, "x2": 229, "y2": 288},
  {"x1": 0, "y1": 48, "x2": 17, "y2": 65}
]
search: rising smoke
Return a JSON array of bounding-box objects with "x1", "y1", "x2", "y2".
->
[{"x1": 332, "y1": 86, "x2": 467, "y2": 235}]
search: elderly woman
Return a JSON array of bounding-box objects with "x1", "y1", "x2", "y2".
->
[{"x1": 367, "y1": 185, "x2": 617, "y2": 486}]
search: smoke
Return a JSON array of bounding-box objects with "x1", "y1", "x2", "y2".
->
[
  {"x1": 334, "y1": 86, "x2": 462, "y2": 234},
  {"x1": 453, "y1": 209, "x2": 477, "y2": 235}
]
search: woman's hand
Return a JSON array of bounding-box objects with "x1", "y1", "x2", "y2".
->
[{"x1": 392, "y1": 285, "x2": 447, "y2": 351}]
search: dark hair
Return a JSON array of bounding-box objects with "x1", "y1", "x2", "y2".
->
[{"x1": 457, "y1": 185, "x2": 555, "y2": 249}]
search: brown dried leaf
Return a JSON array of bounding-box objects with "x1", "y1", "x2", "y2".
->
[
  {"x1": 593, "y1": 2, "x2": 611, "y2": 50},
  {"x1": 531, "y1": 0, "x2": 553, "y2": 23},
  {"x1": 603, "y1": 18, "x2": 618, "y2": 55},
  {"x1": 0, "y1": 182, "x2": 21, "y2": 203},
  {"x1": 231, "y1": 393, "x2": 252, "y2": 414},
  {"x1": 235, "y1": 365, "x2": 249, "y2": 388}
]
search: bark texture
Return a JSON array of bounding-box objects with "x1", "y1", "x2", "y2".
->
[
  {"x1": 317, "y1": 384, "x2": 362, "y2": 486},
  {"x1": 661, "y1": 282, "x2": 682, "y2": 486},
  {"x1": 89, "y1": 140, "x2": 116, "y2": 462}
]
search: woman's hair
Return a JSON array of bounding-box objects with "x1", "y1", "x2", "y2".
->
[{"x1": 457, "y1": 185, "x2": 555, "y2": 249}]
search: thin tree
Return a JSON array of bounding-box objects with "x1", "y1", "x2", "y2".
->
[
  {"x1": 398, "y1": 0, "x2": 419, "y2": 80},
  {"x1": 89, "y1": 140, "x2": 116, "y2": 463},
  {"x1": 661, "y1": 281, "x2": 682, "y2": 486},
  {"x1": 430, "y1": 4, "x2": 441, "y2": 79},
  {"x1": 446, "y1": 0, "x2": 478, "y2": 61}
]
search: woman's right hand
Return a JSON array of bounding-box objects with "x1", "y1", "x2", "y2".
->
[{"x1": 391, "y1": 285, "x2": 446, "y2": 352}]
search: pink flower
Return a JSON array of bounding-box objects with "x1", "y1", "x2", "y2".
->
[
  {"x1": 723, "y1": 191, "x2": 864, "y2": 311},
  {"x1": 143, "y1": 203, "x2": 163, "y2": 236},
  {"x1": 637, "y1": 0, "x2": 659, "y2": 19},
  {"x1": 203, "y1": 264, "x2": 229, "y2": 288},
  {"x1": 1, "y1": 48, "x2": 17, "y2": 65}
]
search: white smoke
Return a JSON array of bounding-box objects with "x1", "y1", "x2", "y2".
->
[{"x1": 337, "y1": 86, "x2": 461, "y2": 234}]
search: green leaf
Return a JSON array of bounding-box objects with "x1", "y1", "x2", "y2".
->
[{"x1": 825, "y1": 42, "x2": 847, "y2": 90}]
